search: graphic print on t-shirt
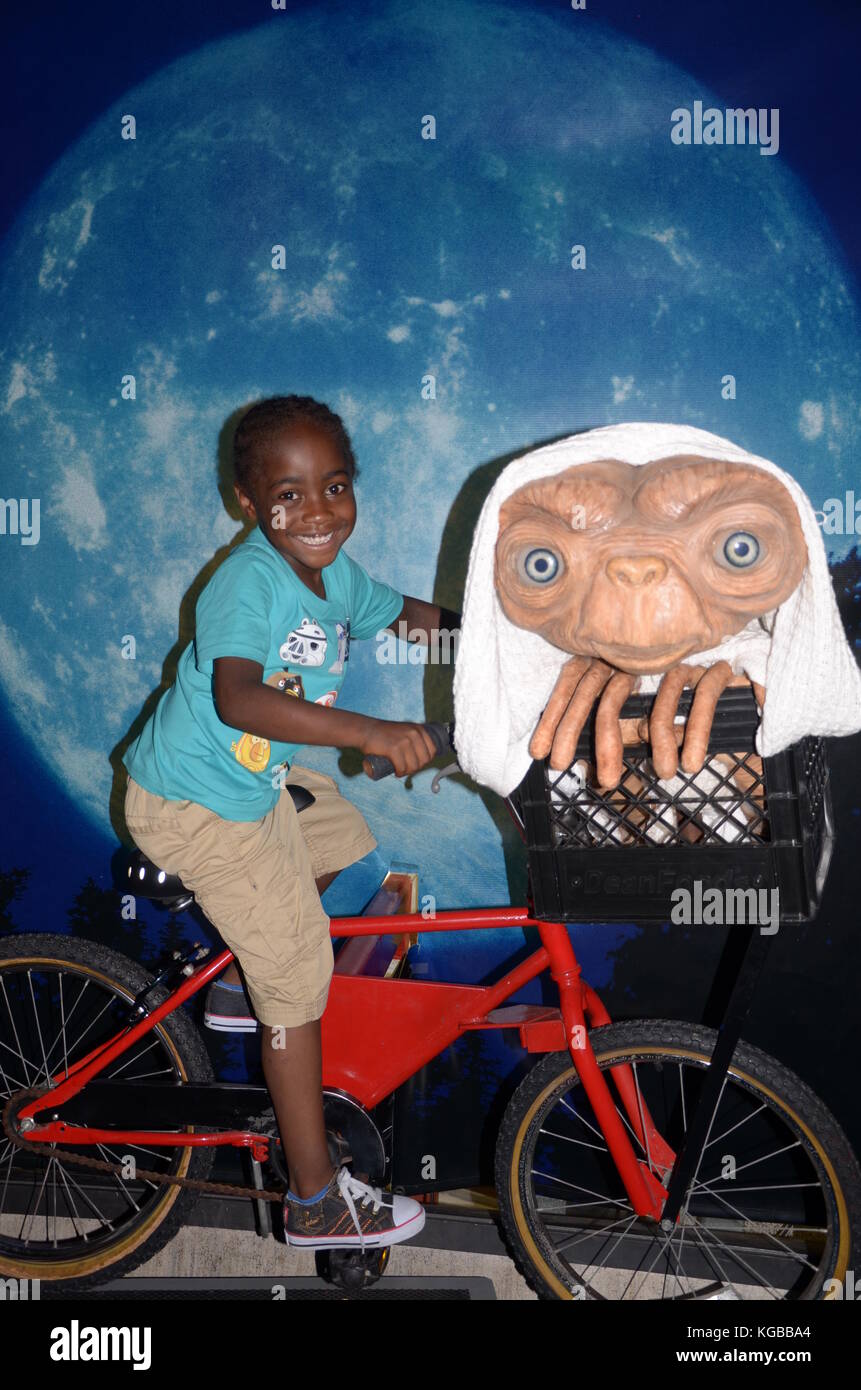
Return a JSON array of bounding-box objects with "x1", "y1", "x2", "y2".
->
[
  {"x1": 269, "y1": 671, "x2": 305, "y2": 699},
  {"x1": 230, "y1": 732, "x2": 271, "y2": 773},
  {"x1": 279, "y1": 618, "x2": 328, "y2": 667},
  {"x1": 230, "y1": 668, "x2": 308, "y2": 772},
  {"x1": 328, "y1": 620, "x2": 351, "y2": 674}
]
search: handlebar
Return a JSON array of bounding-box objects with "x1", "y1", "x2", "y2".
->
[{"x1": 361, "y1": 721, "x2": 454, "y2": 780}]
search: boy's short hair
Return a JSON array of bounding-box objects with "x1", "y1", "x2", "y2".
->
[{"x1": 233, "y1": 395, "x2": 359, "y2": 494}]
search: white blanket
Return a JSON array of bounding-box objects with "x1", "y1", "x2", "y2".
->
[{"x1": 453, "y1": 422, "x2": 861, "y2": 797}]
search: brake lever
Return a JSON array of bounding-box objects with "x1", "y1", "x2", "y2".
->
[{"x1": 430, "y1": 760, "x2": 461, "y2": 794}]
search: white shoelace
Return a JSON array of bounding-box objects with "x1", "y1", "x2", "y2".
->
[{"x1": 336, "y1": 1166, "x2": 384, "y2": 1250}]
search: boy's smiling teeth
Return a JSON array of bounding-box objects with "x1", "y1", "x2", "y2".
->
[{"x1": 295, "y1": 531, "x2": 335, "y2": 547}]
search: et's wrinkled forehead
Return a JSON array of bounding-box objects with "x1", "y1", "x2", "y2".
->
[{"x1": 497, "y1": 455, "x2": 804, "y2": 535}]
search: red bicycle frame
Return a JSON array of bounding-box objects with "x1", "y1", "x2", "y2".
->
[{"x1": 18, "y1": 909, "x2": 672, "y2": 1219}]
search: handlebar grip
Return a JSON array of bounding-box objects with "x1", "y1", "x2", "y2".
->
[{"x1": 362, "y1": 721, "x2": 452, "y2": 780}]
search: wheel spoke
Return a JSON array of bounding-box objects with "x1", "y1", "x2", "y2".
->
[
  {"x1": 624, "y1": 1219, "x2": 688, "y2": 1300},
  {"x1": 538, "y1": 1126, "x2": 607, "y2": 1153},
  {"x1": 51, "y1": 1159, "x2": 112, "y2": 1241},
  {"x1": 688, "y1": 1188, "x2": 821, "y2": 1271},
  {"x1": 18, "y1": 1149, "x2": 56, "y2": 1244},
  {"x1": 692, "y1": 1139, "x2": 804, "y2": 1188},
  {"x1": 684, "y1": 1218, "x2": 752, "y2": 1297},
  {"x1": 575, "y1": 1213, "x2": 640, "y2": 1283},
  {"x1": 679, "y1": 1073, "x2": 729, "y2": 1216},
  {"x1": 663, "y1": 1219, "x2": 696, "y2": 1299},
  {"x1": 0, "y1": 976, "x2": 34, "y2": 1088},
  {"x1": 40, "y1": 986, "x2": 121, "y2": 1083},
  {"x1": 557, "y1": 1093, "x2": 607, "y2": 1145},
  {"x1": 550, "y1": 1212, "x2": 638, "y2": 1258},
  {"x1": 0, "y1": 1043, "x2": 30, "y2": 1095},
  {"x1": 686, "y1": 1215, "x2": 784, "y2": 1297},
  {"x1": 532, "y1": 1168, "x2": 627, "y2": 1205},
  {"x1": 704, "y1": 1101, "x2": 768, "y2": 1151}
]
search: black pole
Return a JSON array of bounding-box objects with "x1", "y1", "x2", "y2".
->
[{"x1": 660, "y1": 924, "x2": 776, "y2": 1224}]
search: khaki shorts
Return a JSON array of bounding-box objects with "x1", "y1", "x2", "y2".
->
[{"x1": 124, "y1": 767, "x2": 376, "y2": 1027}]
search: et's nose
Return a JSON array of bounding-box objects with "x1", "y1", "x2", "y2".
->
[{"x1": 605, "y1": 555, "x2": 668, "y2": 588}]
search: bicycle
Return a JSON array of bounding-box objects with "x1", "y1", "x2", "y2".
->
[{"x1": 1, "y1": 696, "x2": 859, "y2": 1300}]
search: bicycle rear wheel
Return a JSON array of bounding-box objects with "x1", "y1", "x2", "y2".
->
[
  {"x1": 496, "y1": 1019, "x2": 861, "y2": 1300},
  {"x1": 0, "y1": 933, "x2": 214, "y2": 1289}
]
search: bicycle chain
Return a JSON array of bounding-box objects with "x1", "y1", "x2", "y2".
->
[{"x1": 2, "y1": 1087, "x2": 288, "y2": 1204}]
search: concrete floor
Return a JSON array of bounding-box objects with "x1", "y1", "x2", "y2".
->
[
  {"x1": 131, "y1": 1208, "x2": 763, "y2": 1300},
  {"x1": 134, "y1": 1219, "x2": 537, "y2": 1300}
]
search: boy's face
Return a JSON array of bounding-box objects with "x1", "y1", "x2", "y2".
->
[{"x1": 234, "y1": 420, "x2": 357, "y2": 587}]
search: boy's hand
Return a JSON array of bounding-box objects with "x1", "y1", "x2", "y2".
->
[{"x1": 359, "y1": 719, "x2": 439, "y2": 777}]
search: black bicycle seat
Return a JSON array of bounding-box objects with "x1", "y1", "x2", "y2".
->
[
  {"x1": 127, "y1": 851, "x2": 193, "y2": 907},
  {"x1": 127, "y1": 784, "x2": 316, "y2": 906},
  {"x1": 285, "y1": 783, "x2": 316, "y2": 814}
]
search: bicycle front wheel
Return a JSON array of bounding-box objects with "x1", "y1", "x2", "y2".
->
[
  {"x1": 0, "y1": 933, "x2": 214, "y2": 1290},
  {"x1": 496, "y1": 1019, "x2": 861, "y2": 1300}
]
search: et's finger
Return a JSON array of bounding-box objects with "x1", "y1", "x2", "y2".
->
[
  {"x1": 752, "y1": 681, "x2": 766, "y2": 711},
  {"x1": 632, "y1": 717, "x2": 683, "y2": 749},
  {"x1": 620, "y1": 716, "x2": 646, "y2": 745},
  {"x1": 681, "y1": 660, "x2": 733, "y2": 773},
  {"x1": 650, "y1": 664, "x2": 704, "y2": 779},
  {"x1": 530, "y1": 657, "x2": 591, "y2": 760},
  {"x1": 549, "y1": 660, "x2": 614, "y2": 770},
  {"x1": 594, "y1": 671, "x2": 636, "y2": 788}
]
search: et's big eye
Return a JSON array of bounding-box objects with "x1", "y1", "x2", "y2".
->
[
  {"x1": 722, "y1": 532, "x2": 761, "y2": 568},
  {"x1": 519, "y1": 547, "x2": 561, "y2": 584}
]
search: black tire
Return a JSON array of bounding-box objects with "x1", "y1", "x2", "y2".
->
[
  {"x1": 0, "y1": 932, "x2": 214, "y2": 1290},
  {"x1": 496, "y1": 1019, "x2": 861, "y2": 1301}
]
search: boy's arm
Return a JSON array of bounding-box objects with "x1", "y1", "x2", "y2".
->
[
  {"x1": 385, "y1": 597, "x2": 461, "y2": 643},
  {"x1": 213, "y1": 657, "x2": 437, "y2": 776}
]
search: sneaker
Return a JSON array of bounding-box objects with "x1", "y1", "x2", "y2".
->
[
  {"x1": 204, "y1": 978, "x2": 257, "y2": 1033},
  {"x1": 284, "y1": 1166, "x2": 426, "y2": 1250}
]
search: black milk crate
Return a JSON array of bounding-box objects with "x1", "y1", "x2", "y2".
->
[{"x1": 515, "y1": 686, "x2": 834, "y2": 925}]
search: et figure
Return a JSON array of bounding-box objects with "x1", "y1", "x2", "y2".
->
[{"x1": 453, "y1": 423, "x2": 861, "y2": 799}]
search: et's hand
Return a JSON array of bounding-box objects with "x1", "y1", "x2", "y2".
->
[
  {"x1": 529, "y1": 657, "x2": 636, "y2": 789},
  {"x1": 643, "y1": 661, "x2": 737, "y2": 779},
  {"x1": 634, "y1": 667, "x2": 765, "y2": 778},
  {"x1": 359, "y1": 719, "x2": 439, "y2": 778},
  {"x1": 530, "y1": 658, "x2": 765, "y2": 789}
]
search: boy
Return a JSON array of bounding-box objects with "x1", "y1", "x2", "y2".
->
[{"x1": 123, "y1": 394, "x2": 453, "y2": 1249}]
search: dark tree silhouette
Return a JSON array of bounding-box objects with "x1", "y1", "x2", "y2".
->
[
  {"x1": 67, "y1": 876, "x2": 150, "y2": 964},
  {"x1": 0, "y1": 866, "x2": 30, "y2": 933},
  {"x1": 831, "y1": 544, "x2": 861, "y2": 644}
]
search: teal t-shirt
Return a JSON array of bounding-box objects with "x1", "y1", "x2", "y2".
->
[{"x1": 123, "y1": 525, "x2": 403, "y2": 821}]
